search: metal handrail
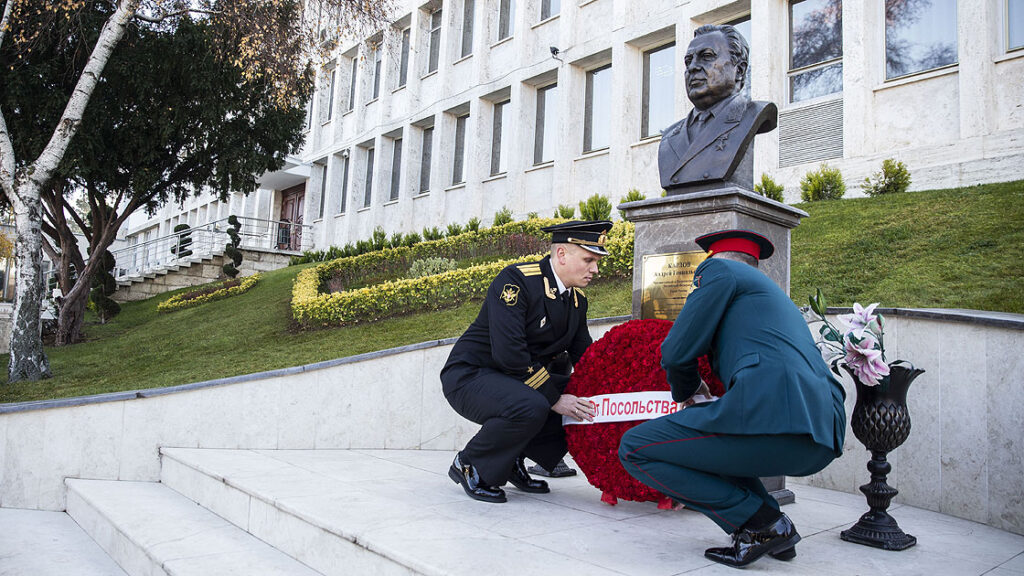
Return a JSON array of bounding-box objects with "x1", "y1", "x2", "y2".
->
[{"x1": 110, "y1": 217, "x2": 311, "y2": 280}]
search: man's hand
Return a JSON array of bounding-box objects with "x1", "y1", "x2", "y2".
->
[
  {"x1": 553, "y1": 394, "x2": 596, "y2": 422},
  {"x1": 682, "y1": 382, "x2": 712, "y2": 408}
]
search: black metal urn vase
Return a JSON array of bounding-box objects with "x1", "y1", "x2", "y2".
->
[{"x1": 841, "y1": 363, "x2": 925, "y2": 551}]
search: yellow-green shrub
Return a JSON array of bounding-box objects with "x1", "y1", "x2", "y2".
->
[{"x1": 159, "y1": 274, "x2": 260, "y2": 313}]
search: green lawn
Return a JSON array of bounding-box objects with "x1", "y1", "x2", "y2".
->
[{"x1": 1, "y1": 180, "x2": 1020, "y2": 403}]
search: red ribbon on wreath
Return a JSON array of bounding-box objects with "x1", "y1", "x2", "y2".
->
[{"x1": 565, "y1": 318, "x2": 724, "y2": 507}]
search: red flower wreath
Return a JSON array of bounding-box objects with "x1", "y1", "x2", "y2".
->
[{"x1": 565, "y1": 318, "x2": 724, "y2": 506}]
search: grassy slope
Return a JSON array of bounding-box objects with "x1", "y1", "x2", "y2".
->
[{"x1": 1, "y1": 181, "x2": 1020, "y2": 403}]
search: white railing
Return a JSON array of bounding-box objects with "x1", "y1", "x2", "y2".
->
[{"x1": 111, "y1": 217, "x2": 310, "y2": 279}]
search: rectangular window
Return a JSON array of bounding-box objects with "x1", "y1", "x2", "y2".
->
[
  {"x1": 390, "y1": 138, "x2": 403, "y2": 201},
  {"x1": 885, "y1": 0, "x2": 957, "y2": 80},
  {"x1": 498, "y1": 0, "x2": 515, "y2": 41},
  {"x1": 453, "y1": 114, "x2": 469, "y2": 184},
  {"x1": 491, "y1": 100, "x2": 510, "y2": 175},
  {"x1": 318, "y1": 162, "x2": 328, "y2": 218},
  {"x1": 461, "y1": 0, "x2": 475, "y2": 58},
  {"x1": 584, "y1": 64, "x2": 611, "y2": 152},
  {"x1": 789, "y1": 0, "x2": 843, "y2": 103},
  {"x1": 338, "y1": 155, "x2": 350, "y2": 213},
  {"x1": 534, "y1": 83, "x2": 558, "y2": 164},
  {"x1": 399, "y1": 28, "x2": 411, "y2": 87},
  {"x1": 371, "y1": 45, "x2": 382, "y2": 99},
  {"x1": 642, "y1": 43, "x2": 675, "y2": 138},
  {"x1": 1011, "y1": 0, "x2": 1024, "y2": 50},
  {"x1": 428, "y1": 9, "x2": 443, "y2": 73},
  {"x1": 326, "y1": 69, "x2": 336, "y2": 120},
  {"x1": 541, "y1": 0, "x2": 560, "y2": 20},
  {"x1": 347, "y1": 57, "x2": 358, "y2": 112},
  {"x1": 420, "y1": 126, "x2": 434, "y2": 193},
  {"x1": 364, "y1": 148, "x2": 375, "y2": 208}
]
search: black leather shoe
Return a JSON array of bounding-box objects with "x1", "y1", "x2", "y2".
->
[
  {"x1": 507, "y1": 457, "x2": 550, "y2": 493},
  {"x1": 527, "y1": 459, "x2": 577, "y2": 478},
  {"x1": 448, "y1": 454, "x2": 506, "y2": 503},
  {"x1": 770, "y1": 546, "x2": 796, "y2": 561},
  {"x1": 704, "y1": 514, "x2": 801, "y2": 568}
]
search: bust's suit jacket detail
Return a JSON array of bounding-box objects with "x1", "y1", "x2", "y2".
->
[{"x1": 658, "y1": 94, "x2": 778, "y2": 190}]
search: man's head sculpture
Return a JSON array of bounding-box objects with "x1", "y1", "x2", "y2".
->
[{"x1": 658, "y1": 24, "x2": 777, "y2": 194}]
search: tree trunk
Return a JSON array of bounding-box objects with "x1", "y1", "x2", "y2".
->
[
  {"x1": 7, "y1": 193, "x2": 52, "y2": 382},
  {"x1": 55, "y1": 287, "x2": 89, "y2": 346}
]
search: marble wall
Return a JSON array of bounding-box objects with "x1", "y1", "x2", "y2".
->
[{"x1": 0, "y1": 314, "x2": 1021, "y2": 536}]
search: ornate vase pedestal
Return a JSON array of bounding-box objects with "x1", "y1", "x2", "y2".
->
[{"x1": 840, "y1": 364, "x2": 925, "y2": 551}]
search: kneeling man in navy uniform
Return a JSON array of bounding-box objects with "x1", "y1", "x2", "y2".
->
[
  {"x1": 442, "y1": 220, "x2": 611, "y2": 503},
  {"x1": 619, "y1": 229, "x2": 847, "y2": 568}
]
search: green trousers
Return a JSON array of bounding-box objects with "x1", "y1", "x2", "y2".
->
[{"x1": 619, "y1": 417, "x2": 836, "y2": 533}]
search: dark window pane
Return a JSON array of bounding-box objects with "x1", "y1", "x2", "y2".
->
[
  {"x1": 420, "y1": 127, "x2": 433, "y2": 193},
  {"x1": 541, "y1": 0, "x2": 560, "y2": 20},
  {"x1": 390, "y1": 139, "x2": 403, "y2": 201},
  {"x1": 584, "y1": 65, "x2": 611, "y2": 152},
  {"x1": 318, "y1": 163, "x2": 328, "y2": 218},
  {"x1": 534, "y1": 84, "x2": 558, "y2": 164},
  {"x1": 498, "y1": 0, "x2": 515, "y2": 40},
  {"x1": 885, "y1": 0, "x2": 957, "y2": 79},
  {"x1": 462, "y1": 0, "x2": 475, "y2": 58},
  {"x1": 491, "y1": 101, "x2": 510, "y2": 175},
  {"x1": 642, "y1": 43, "x2": 675, "y2": 138},
  {"x1": 339, "y1": 156, "x2": 349, "y2": 213},
  {"x1": 790, "y1": 0, "x2": 843, "y2": 70},
  {"x1": 429, "y1": 10, "x2": 442, "y2": 72},
  {"x1": 372, "y1": 47, "x2": 382, "y2": 99},
  {"x1": 454, "y1": 115, "x2": 468, "y2": 184},
  {"x1": 1012, "y1": 0, "x2": 1024, "y2": 50},
  {"x1": 327, "y1": 69, "x2": 336, "y2": 120},
  {"x1": 364, "y1": 148, "x2": 375, "y2": 208},
  {"x1": 399, "y1": 28, "x2": 411, "y2": 86},
  {"x1": 348, "y1": 57, "x2": 358, "y2": 111},
  {"x1": 790, "y1": 61, "x2": 843, "y2": 102}
]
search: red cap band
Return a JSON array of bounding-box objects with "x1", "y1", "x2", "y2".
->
[{"x1": 708, "y1": 237, "x2": 761, "y2": 259}]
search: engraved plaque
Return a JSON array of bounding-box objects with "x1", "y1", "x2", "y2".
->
[{"x1": 640, "y1": 251, "x2": 707, "y2": 320}]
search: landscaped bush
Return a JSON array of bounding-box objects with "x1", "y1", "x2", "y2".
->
[
  {"x1": 158, "y1": 274, "x2": 260, "y2": 313},
  {"x1": 422, "y1": 226, "x2": 444, "y2": 241},
  {"x1": 579, "y1": 194, "x2": 613, "y2": 221},
  {"x1": 90, "y1": 250, "x2": 121, "y2": 323},
  {"x1": 222, "y1": 215, "x2": 243, "y2": 279},
  {"x1": 754, "y1": 174, "x2": 785, "y2": 202},
  {"x1": 800, "y1": 163, "x2": 846, "y2": 202},
  {"x1": 446, "y1": 223, "x2": 464, "y2": 237},
  {"x1": 408, "y1": 257, "x2": 458, "y2": 278},
  {"x1": 556, "y1": 204, "x2": 575, "y2": 219},
  {"x1": 371, "y1": 226, "x2": 388, "y2": 251},
  {"x1": 492, "y1": 206, "x2": 514, "y2": 226},
  {"x1": 293, "y1": 219, "x2": 635, "y2": 327},
  {"x1": 618, "y1": 189, "x2": 645, "y2": 219},
  {"x1": 527, "y1": 211, "x2": 539, "y2": 220},
  {"x1": 466, "y1": 217, "x2": 481, "y2": 232},
  {"x1": 862, "y1": 158, "x2": 911, "y2": 197}
]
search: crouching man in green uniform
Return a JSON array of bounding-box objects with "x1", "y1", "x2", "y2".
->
[
  {"x1": 442, "y1": 221, "x2": 611, "y2": 503},
  {"x1": 619, "y1": 229, "x2": 846, "y2": 568}
]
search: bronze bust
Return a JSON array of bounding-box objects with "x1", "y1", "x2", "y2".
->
[{"x1": 658, "y1": 24, "x2": 778, "y2": 194}]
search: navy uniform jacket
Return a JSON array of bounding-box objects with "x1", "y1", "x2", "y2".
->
[
  {"x1": 661, "y1": 258, "x2": 846, "y2": 455},
  {"x1": 442, "y1": 255, "x2": 592, "y2": 404}
]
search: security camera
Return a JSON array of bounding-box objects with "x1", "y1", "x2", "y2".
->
[{"x1": 550, "y1": 46, "x2": 559, "y2": 57}]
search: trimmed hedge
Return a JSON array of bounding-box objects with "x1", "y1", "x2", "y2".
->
[
  {"x1": 292, "y1": 221, "x2": 635, "y2": 327},
  {"x1": 158, "y1": 274, "x2": 261, "y2": 313}
]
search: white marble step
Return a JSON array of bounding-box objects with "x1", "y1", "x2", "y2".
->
[
  {"x1": 157, "y1": 447, "x2": 1024, "y2": 576},
  {"x1": 159, "y1": 447, "x2": 632, "y2": 576},
  {"x1": 65, "y1": 478, "x2": 323, "y2": 576}
]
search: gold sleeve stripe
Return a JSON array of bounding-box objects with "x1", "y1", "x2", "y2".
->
[
  {"x1": 525, "y1": 367, "x2": 549, "y2": 389},
  {"x1": 516, "y1": 263, "x2": 542, "y2": 276}
]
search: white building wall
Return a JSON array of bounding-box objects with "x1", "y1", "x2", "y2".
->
[{"x1": 127, "y1": 0, "x2": 1024, "y2": 253}]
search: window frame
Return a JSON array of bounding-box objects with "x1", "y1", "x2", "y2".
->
[
  {"x1": 337, "y1": 153, "x2": 350, "y2": 214},
  {"x1": 461, "y1": 0, "x2": 475, "y2": 58},
  {"x1": 453, "y1": 113, "x2": 469, "y2": 185},
  {"x1": 420, "y1": 125, "x2": 434, "y2": 194},
  {"x1": 347, "y1": 56, "x2": 358, "y2": 112},
  {"x1": 428, "y1": 8, "x2": 443, "y2": 74},
  {"x1": 363, "y1": 147, "x2": 375, "y2": 208},
  {"x1": 534, "y1": 82, "x2": 558, "y2": 165},
  {"x1": 371, "y1": 44, "x2": 383, "y2": 100},
  {"x1": 497, "y1": 0, "x2": 515, "y2": 41},
  {"x1": 490, "y1": 99, "x2": 511, "y2": 175},
  {"x1": 317, "y1": 160, "x2": 328, "y2": 218},
  {"x1": 641, "y1": 42, "x2": 675, "y2": 139},
  {"x1": 883, "y1": 0, "x2": 958, "y2": 81},
  {"x1": 787, "y1": 0, "x2": 844, "y2": 104},
  {"x1": 540, "y1": 0, "x2": 560, "y2": 21},
  {"x1": 399, "y1": 28, "x2": 411, "y2": 87},
  {"x1": 583, "y1": 64, "x2": 612, "y2": 153},
  {"x1": 1010, "y1": 0, "x2": 1024, "y2": 51},
  {"x1": 390, "y1": 138, "x2": 403, "y2": 201}
]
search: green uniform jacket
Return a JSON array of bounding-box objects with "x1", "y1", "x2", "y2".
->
[{"x1": 660, "y1": 258, "x2": 846, "y2": 455}]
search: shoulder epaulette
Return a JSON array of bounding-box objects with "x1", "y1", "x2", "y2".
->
[
  {"x1": 574, "y1": 287, "x2": 586, "y2": 298},
  {"x1": 516, "y1": 263, "x2": 542, "y2": 277}
]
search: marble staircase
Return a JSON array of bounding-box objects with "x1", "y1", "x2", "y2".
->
[{"x1": 57, "y1": 447, "x2": 1024, "y2": 576}]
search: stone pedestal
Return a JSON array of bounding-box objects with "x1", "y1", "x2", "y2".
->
[{"x1": 619, "y1": 185, "x2": 809, "y2": 505}]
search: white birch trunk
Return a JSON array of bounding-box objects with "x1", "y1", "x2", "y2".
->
[{"x1": 2, "y1": 0, "x2": 139, "y2": 382}]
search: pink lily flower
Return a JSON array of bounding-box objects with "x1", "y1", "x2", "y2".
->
[
  {"x1": 844, "y1": 332, "x2": 889, "y2": 386},
  {"x1": 838, "y1": 302, "x2": 880, "y2": 339}
]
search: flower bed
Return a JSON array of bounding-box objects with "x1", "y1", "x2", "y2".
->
[
  {"x1": 291, "y1": 221, "x2": 635, "y2": 328},
  {"x1": 158, "y1": 274, "x2": 260, "y2": 313}
]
